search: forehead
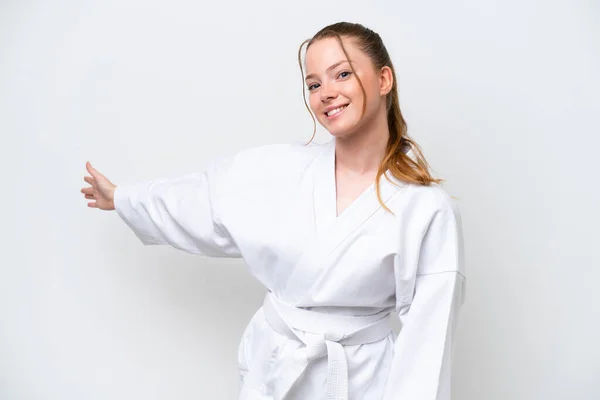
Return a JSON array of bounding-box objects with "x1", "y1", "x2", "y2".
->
[{"x1": 304, "y1": 36, "x2": 369, "y2": 73}]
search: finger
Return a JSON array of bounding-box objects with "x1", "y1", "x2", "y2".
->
[
  {"x1": 85, "y1": 194, "x2": 94, "y2": 199},
  {"x1": 87, "y1": 201, "x2": 97, "y2": 208},
  {"x1": 84, "y1": 176, "x2": 95, "y2": 186},
  {"x1": 81, "y1": 187, "x2": 93, "y2": 194},
  {"x1": 86, "y1": 162, "x2": 102, "y2": 180}
]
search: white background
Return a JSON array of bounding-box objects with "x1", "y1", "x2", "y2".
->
[{"x1": 1, "y1": 0, "x2": 599, "y2": 399}]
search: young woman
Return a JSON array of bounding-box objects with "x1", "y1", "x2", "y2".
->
[{"x1": 81, "y1": 22, "x2": 466, "y2": 400}]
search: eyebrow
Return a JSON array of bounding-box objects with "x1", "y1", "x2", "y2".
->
[{"x1": 305, "y1": 60, "x2": 353, "y2": 82}]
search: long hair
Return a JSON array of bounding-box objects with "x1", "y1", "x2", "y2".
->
[{"x1": 298, "y1": 22, "x2": 444, "y2": 211}]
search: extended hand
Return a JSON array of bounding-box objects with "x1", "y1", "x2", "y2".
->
[{"x1": 81, "y1": 162, "x2": 117, "y2": 210}]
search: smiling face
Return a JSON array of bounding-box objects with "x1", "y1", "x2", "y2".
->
[{"x1": 304, "y1": 36, "x2": 385, "y2": 138}]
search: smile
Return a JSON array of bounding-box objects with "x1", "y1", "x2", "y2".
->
[{"x1": 325, "y1": 104, "x2": 349, "y2": 118}]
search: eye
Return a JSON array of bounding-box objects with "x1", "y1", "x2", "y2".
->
[{"x1": 306, "y1": 71, "x2": 351, "y2": 91}]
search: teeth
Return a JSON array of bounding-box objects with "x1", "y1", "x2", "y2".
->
[{"x1": 326, "y1": 105, "x2": 347, "y2": 117}]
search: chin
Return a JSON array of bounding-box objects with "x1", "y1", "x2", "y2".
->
[
  {"x1": 318, "y1": 120, "x2": 355, "y2": 139},
  {"x1": 326, "y1": 129, "x2": 354, "y2": 138},
  {"x1": 322, "y1": 121, "x2": 361, "y2": 139}
]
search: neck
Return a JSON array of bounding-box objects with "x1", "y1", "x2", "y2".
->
[{"x1": 334, "y1": 109, "x2": 390, "y2": 175}]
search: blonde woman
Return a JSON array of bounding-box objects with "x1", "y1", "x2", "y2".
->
[{"x1": 81, "y1": 21, "x2": 466, "y2": 400}]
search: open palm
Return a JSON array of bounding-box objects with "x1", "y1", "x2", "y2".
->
[{"x1": 81, "y1": 162, "x2": 117, "y2": 210}]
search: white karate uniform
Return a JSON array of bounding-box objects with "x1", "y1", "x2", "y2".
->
[{"x1": 114, "y1": 138, "x2": 466, "y2": 400}]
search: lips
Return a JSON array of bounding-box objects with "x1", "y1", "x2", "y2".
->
[{"x1": 324, "y1": 104, "x2": 349, "y2": 118}]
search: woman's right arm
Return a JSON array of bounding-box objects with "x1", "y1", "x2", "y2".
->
[{"x1": 81, "y1": 159, "x2": 241, "y2": 258}]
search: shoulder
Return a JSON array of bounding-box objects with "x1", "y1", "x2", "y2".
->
[
  {"x1": 394, "y1": 182, "x2": 462, "y2": 226},
  {"x1": 212, "y1": 141, "x2": 327, "y2": 189},
  {"x1": 419, "y1": 184, "x2": 460, "y2": 215},
  {"x1": 430, "y1": 184, "x2": 461, "y2": 223},
  {"x1": 229, "y1": 141, "x2": 327, "y2": 175},
  {"x1": 236, "y1": 141, "x2": 325, "y2": 159}
]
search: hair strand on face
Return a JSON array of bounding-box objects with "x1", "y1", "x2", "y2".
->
[{"x1": 297, "y1": 38, "x2": 316, "y2": 145}]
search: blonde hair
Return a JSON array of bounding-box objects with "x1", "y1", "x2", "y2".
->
[{"x1": 298, "y1": 22, "x2": 445, "y2": 211}]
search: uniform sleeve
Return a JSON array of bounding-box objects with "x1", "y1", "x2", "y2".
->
[
  {"x1": 113, "y1": 156, "x2": 242, "y2": 257},
  {"x1": 382, "y1": 191, "x2": 466, "y2": 400}
]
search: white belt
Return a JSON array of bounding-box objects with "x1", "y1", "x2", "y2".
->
[{"x1": 262, "y1": 292, "x2": 393, "y2": 400}]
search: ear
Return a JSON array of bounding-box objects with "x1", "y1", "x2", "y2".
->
[{"x1": 379, "y1": 66, "x2": 393, "y2": 96}]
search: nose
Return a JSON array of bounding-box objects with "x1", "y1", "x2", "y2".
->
[{"x1": 319, "y1": 81, "x2": 337, "y2": 103}]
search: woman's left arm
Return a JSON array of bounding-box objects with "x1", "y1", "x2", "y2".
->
[{"x1": 383, "y1": 191, "x2": 467, "y2": 400}]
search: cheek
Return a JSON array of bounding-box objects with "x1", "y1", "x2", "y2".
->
[
  {"x1": 350, "y1": 73, "x2": 379, "y2": 101},
  {"x1": 344, "y1": 79, "x2": 369, "y2": 108},
  {"x1": 356, "y1": 83, "x2": 381, "y2": 113}
]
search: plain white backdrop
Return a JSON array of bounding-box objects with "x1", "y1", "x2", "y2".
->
[{"x1": 1, "y1": 0, "x2": 599, "y2": 399}]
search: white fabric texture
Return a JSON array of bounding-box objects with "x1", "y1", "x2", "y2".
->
[{"x1": 114, "y1": 139, "x2": 466, "y2": 399}]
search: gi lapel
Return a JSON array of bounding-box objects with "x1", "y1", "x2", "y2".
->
[
  {"x1": 312, "y1": 139, "x2": 337, "y2": 241},
  {"x1": 282, "y1": 139, "x2": 406, "y2": 302}
]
